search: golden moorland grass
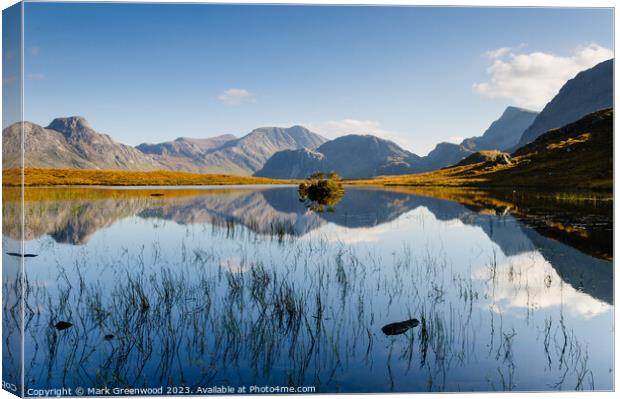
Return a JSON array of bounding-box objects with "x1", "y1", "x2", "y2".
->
[
  {"x1": 2, "y1": 186, "x2": 274, "y2": 202},
  {"x1": 2, "y1": 167, "x2": 297, "y2": 187},
  {"x1": 348, "y1": 157, "x2": 611, "y2": 190}
]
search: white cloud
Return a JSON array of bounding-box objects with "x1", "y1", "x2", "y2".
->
[
  {"x1": 483, "y1": 43, "x2": 527, "y2": 60},
  {"x1": 472, "y1": 251, "x2": 611, "y2": 319},
  {"x1": 27, "y1": 73, "x2": 46, "y2": 81},
  {"x1": 218, "y1": 88, "x2": 255, "y2": 105},
  {"x1": 484, "y1": 47, "x2": 511, "y2": 59},
  {"x1": 473, "y1": 43, "x2": 613, "y2": 109}
]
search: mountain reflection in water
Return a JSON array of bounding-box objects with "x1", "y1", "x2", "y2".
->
[
  {"x1": 1, "y1": 185, "x2": 613, "y2": 392},
  {"x1": 3, "y1": 186, "x2": 612, "y2": 305}
]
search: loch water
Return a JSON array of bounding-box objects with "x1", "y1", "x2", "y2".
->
[{"x1": 2, "y1": 185, "x2": 613, "y2": 393}]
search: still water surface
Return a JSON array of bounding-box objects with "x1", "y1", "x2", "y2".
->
[{"x1": 2, "y1": 186, "x2": 613, "y2": 393}]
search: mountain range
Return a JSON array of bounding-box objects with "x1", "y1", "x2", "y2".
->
[
  {"x1": 2, "y1": 58, "x2": 613, "y2": 179},
  {"x1": 255, "y1": 134, "x2": 423, "y2": 179},
  {"x1": 256, "y1": 106, "x2": 538, "y2": 178},
  {"x1": 135, "y1": 126, "x2": 326, "y2": 174},
  {"x1": 3, "y1": 121, "x2": 327, "y2": 175},
  {"x1": 369, "y1": 107, "x2": 613, "y2": 191}
]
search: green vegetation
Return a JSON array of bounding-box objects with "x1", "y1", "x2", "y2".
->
[
  {"x1": 298, "y1": 171, "x2": 345, "y2": 212},
  {"x1": 2, "y1": 167, "x2": 297, "y2": 187}
]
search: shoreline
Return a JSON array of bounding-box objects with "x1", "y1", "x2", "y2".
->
[{"x1": 1, "y1": 167, "x2": 612, "y2": 194}]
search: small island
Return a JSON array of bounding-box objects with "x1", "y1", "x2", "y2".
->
[{"x1": 298, "y1": 171, "x2": 345, "y2": 212}]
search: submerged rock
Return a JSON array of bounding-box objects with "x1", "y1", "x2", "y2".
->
[
  {"x1": 381, "y1": 318, "x2": 419, "y2": 336},
  {"x1": 6, "y1": 252, "x2": 38, "y2": 258},
  {"x1": 54, "y1": 321, "x2": 73, "y2": 331}
]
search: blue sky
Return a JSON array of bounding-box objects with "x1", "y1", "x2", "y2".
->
[{"x1": 17, "y1": 3, "x2": 614, "y2": 155}]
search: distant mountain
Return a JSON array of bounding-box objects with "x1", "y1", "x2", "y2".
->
[
  {"x1": 137, "y1": 134, "x2": 236, "y2": 156},
  {"x1": 515, "y1": 58, "x2": 613, "y2": 148},
  {"x1": 3, "y1": 119, "x2": 326, "y2": 175},
  {"x1": 374, "y1": 108, "x2": 613, "y2": 190},
  {"x1": 462, "y1": 106, "x2": 538, "y2": 151},
  {"x1": 197, "y1": 126, "x2": 327, "y2": 175},
  {"x1": 258, "y1": 105, "x2": 538, "y2": 179},
  {"x1": 2, "y1": 117, "x2": 163, "y2": 170},
  {"x1": 255, "y1": 134, "x2": 422, "y2": 179},
  {"x1": 134, "y1": 125, "x2": 326, "y2": 175},
  {"x1": 256, "y1": 148, "x2": 325, "y2": 179},
  {"x1": 316, "y1": 135, "x2": 422, "y2": 178},
  {"x1": 415, "y1": 106, "x2": 538, "y2": 172},
  {"x1": 416, "y1": 142, "x2": 474, "y2": 172},
  {"x1": 135, "y1": 134, "x2": 237, "y2": 173}
]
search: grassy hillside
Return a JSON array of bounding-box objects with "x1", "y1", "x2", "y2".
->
[
  {"x1": 352, "y1": 108, "x2": 613, "y2": 190},
  {"x1": 2, "y1": 168, "x2": 296, "y2": 187}
]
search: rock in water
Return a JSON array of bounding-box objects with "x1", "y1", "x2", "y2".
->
[
  {"x1": 6, "y1": 252, "x2": 38, "y2": 258},
  {"x1": 381, "y1": 318, "x2": 420, "y2": 336},
  {"x1": 54, "y1": 321, "x2": 73, "y2": 331}
]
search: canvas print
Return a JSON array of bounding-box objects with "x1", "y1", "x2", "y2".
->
[{"x1": 1, "y1": 1, "x2": 614, "y2": 396}]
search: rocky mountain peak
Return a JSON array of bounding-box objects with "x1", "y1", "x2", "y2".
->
[
  {"x1": 47, "y1": 116, "x2": 93, "y2": 135},
  {"x1": 503, "y1": 106, "x2": 537, "y2": 117}
]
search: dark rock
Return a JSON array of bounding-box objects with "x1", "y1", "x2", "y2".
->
[
  {"x1": 381, "y1": 318, "x2": 420, "y2": 336},
  {"x1": 54, "y1": 321, "x2": 73, "y2": 331},
  {"x1": 6, "y1": 252, "x2": 38, "y2": 258}
]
